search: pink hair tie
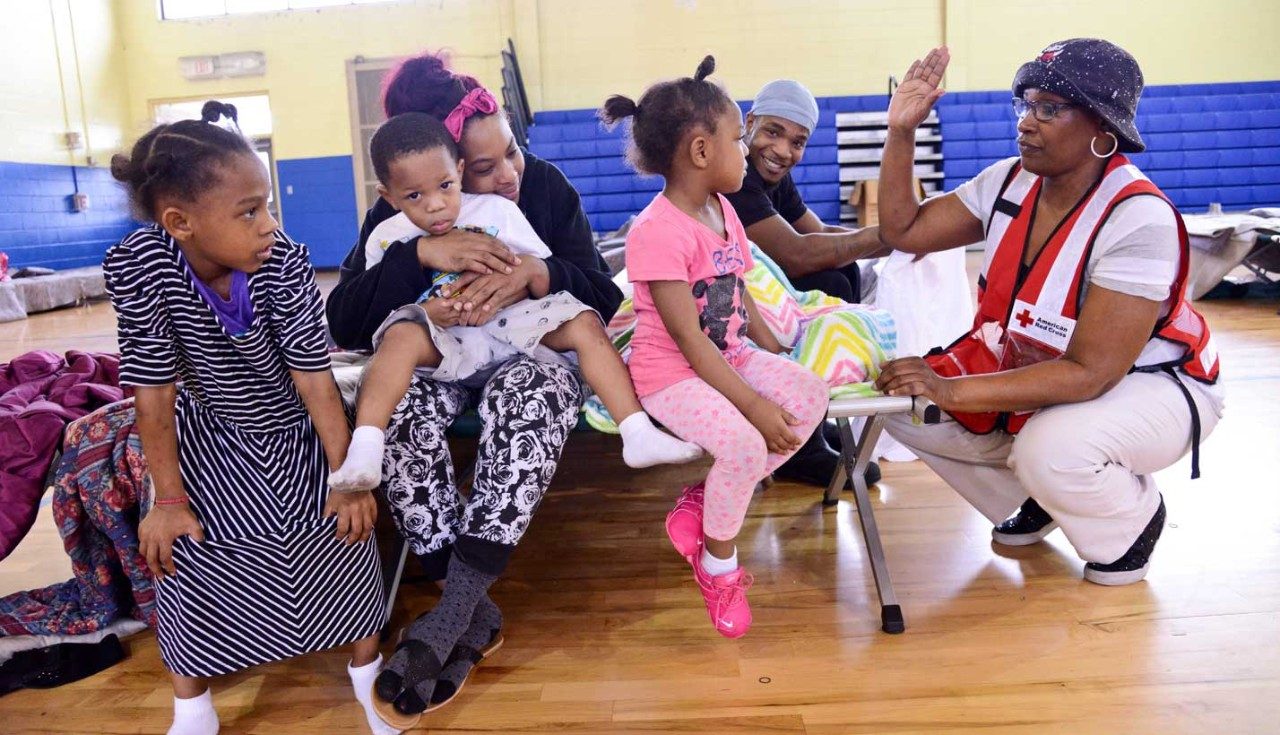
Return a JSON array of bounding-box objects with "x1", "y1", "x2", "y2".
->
[{"x1": 443, "y1": 87, "x2": 499, "y2": 142}]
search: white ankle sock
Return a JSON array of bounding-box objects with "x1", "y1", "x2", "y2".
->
[
  {"x1": 329, "y1": 426, "x2": 386, "y2": 492},
  {"x1": 700, "y1": 546, "x2": 738, "y2": 577},
  {"x1": 168, "y1": 689, "x2": 219, "y2": 735},
  {"x1": 348, "y1": 655, "x2": 402, "y2": 735},
  {"x1": 619, "y1": 413, "x2": 703, "y2": 469}
]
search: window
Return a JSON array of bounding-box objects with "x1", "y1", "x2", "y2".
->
[
  {"x1": 345, "y1": 57, "x2": 396, "y2": 219},
  {"x1": 161, "y1": 0, "x2": 394, "y2": 20},
  {"x1": 151, "y1": 94, "x2": 273, "y2": 138}
]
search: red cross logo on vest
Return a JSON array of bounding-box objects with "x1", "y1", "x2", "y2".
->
[{"x1": 1015, "y1": 308, "x2": 1034, "y2": 328}]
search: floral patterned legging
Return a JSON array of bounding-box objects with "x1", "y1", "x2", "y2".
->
[{"x1": 378, "y1": 356, "x2": 584, "y2": 578}]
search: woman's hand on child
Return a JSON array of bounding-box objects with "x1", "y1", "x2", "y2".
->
[
  {"x1": 416, "y1": 230, "x2": 520, "y2": 276},
  {"x1": 139, "y1": 504, "x2": 205, "y2": 580},
  {"x1": 450, "y1": 272, "x2": 519, "y2": 326},
  {"x1": 744, "y1": 396, "x2": 804, "y2": 454},
  {"x1": 324, "y1": 489, "x2": 377, "y2": 545}
]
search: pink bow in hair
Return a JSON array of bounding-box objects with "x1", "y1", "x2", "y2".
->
[{"x1": 443, "y1": 88, "x2": 499, "y2": 142}]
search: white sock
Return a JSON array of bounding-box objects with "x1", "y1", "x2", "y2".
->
[
  {"x1": 348, "y1": 655, "x2": 402, "y2": 735},
  {"x1": 700, "y1": 546, "x2": 739, "y2": 578},
  {"x1": 168, "y1": 689, "x2": 219, "y2": 735},
  {"x1": 329, "y1": 426, "x2": 386, "y2": 492},
  {"x1": 619, "y1": 412, "x2": 703, "y2": 469}
]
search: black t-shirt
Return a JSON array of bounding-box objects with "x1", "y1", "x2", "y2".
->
[
  {"x1": 724, "y1": 160, "x2": 808, "y2": 229},
  {"x1": 325, "y1": 150, "x2": 623, "y2": 350}
]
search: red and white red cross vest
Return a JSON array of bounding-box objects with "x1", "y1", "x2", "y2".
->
[{"x1": 925, "y1": 154, "x2": 1220, "y2": 440}]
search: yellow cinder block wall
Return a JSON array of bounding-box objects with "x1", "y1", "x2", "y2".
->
[
  {"x1": 107, "y1": 0, "x2": 1280, "y2": 162},
  {"x1": 943, "y1": 0, "x2": 1280, "y2": 92},
  {"x1": 0, "y1": 0, "x2": 128, "y2": 166},
  {"x1": 115, "y1": 0, "x2": 517, "y2": 160},
  {"x1": 3, "y1": 0, "x2": 1280, "y2": 165},
  {"x1": 534, "y1": 0, "x2": 943, "y2": 109}
]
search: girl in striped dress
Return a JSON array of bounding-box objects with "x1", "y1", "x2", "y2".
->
[{"x1": 105, "y1": 102, "x2": 395, "y2": 735}]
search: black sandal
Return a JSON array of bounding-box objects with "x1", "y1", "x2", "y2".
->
[
  {"x1": 372, "y1": 638, "x2": 443, "y2": 730},
  {"x1": 425, "y1": 630, "x2": 505, "y2": 712}
]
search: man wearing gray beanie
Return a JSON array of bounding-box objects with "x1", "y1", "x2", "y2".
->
[
  {"x1": 725, "y1": 80, "x2": 885, "y2": 306},
  {"x1": 725, "y1": 80, "x2": 888, "y2": 489}
]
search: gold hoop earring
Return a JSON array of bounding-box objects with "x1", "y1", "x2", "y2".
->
[{"x1": 1091, "y1": 132, "x2": 1119, "y2": 159}]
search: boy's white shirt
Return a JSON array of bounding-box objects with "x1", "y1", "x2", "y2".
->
[{"x1": 364, "y1": 192, "x2": 552, "y2": 270}]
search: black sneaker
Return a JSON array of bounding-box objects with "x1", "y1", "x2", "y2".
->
[
  {"x1": 862, "y1": 460, "x2": 882, "y2": 487},
  {"x1": 991, "y1": 498, "x2": 1058, "y2": 546},
  {"x1": 775, "y1": 425, "x2": 881, "y2": 488},
  {"x1": 1084, "y1": 497, "x2": 1166, "y2": 586},
  {"x1": 819, "y1": 420, "x2": 882, "y2": 487},
  {"x1": 820, "y1": 420, "x2": 842, "y2": 451},
  {"x1": 774, "y1": 428, "x2": 839, "y2": 486}
]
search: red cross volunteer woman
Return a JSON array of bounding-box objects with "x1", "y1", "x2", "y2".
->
[{"x1": 873, "y1": 40, "x2": 1223, "y2": 586}]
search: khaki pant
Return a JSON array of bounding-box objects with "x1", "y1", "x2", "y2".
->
[{"x1": 886, "y1": 371, "x2": 1225, "y2": 563}]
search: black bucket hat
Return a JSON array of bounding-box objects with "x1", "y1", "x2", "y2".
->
[{"x1": 1012, "y1": 38, "x2": 1146, "y2": 153}]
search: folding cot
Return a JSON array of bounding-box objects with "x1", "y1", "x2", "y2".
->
[{"x1": 365, "y1": 377, "x2": 940, "y2": 637}]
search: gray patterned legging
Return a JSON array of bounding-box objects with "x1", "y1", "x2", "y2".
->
[{"x1": 379, "y1": 356, "x2": 584, "y2": 578}]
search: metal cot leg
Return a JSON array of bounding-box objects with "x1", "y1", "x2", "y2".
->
[{"x1": 831, "y1": 415, "x2": 905, "y2": 634}]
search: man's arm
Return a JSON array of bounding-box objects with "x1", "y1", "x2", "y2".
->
[
  {"x1": 744, "y1": 212, "x2": 890, "y2": 278},
  {"x1": 792, "y1": 208, "x2": 843, "y2": 235}
]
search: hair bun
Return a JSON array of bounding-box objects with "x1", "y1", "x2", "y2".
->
[
  {"x1": 109, "y1": 153, "x2": 137, "y2": 184},
  {"x1": 598, "y1": 95, "x2": 639, "y2": 128},
  {"x1": 693, "y1": 55, "x2": 716, "y2": 82},
  {"x1": 414, "y1": 53, "x2": 449, "y2": 74},
  {"x1": 200, "y1": 100, "x2": 239, "y2": 124},
  {"x1": 200, "y1": 100, "x2": 224, "y2": 123},
  {"x1": 381, "y1": 50, "x2": 483, "y2": 119}
]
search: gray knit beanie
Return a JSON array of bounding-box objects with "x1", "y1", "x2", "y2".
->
[{"x1": 750, "y1": 79, "x2": 819, "y2": 133}]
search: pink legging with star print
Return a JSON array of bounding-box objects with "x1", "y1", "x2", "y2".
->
[{"x1": 640, "y1": 350, "x2": 829, "y2": 540}]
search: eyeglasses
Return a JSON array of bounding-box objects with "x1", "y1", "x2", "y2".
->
[{"x1": 1012, "y1": 98, "x2": 1077, "y2": 123}]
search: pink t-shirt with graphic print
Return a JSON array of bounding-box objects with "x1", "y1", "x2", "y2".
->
[{"x1": 625, "y1": 193, "x2": 756, "y2": 397}]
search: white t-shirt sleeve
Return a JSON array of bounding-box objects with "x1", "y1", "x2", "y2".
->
[
  {"x1": 1086, "y1": 196, "x2": 1181, "y2": 303},
  {"x1": 364, "y1": 212, "x2": 426, "y2": 270},
  {"x1": 952, "y1": 157, "x2": 1020, "y2": 223},
  {"x1": 455, "y1": 193, "x2": 552, "y2": 258}
]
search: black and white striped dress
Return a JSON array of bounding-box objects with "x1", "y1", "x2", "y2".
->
[{"x1": 103, "y1": 226, "x2": 386, "y2": 677}]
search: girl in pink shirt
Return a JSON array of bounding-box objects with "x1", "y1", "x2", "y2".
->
[{"x1": 601, "y1": 57, "x2": 829, "y2": 638}]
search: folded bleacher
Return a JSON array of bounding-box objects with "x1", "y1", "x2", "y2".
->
[
  {"x1": 529, "y1": 102, "x2": 845, "y2": 232},
  {"x1": 529, "y1": 81, "x2": 1280, "y2": 234}
]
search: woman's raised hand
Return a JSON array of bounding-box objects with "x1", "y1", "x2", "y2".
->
[{"x1": 888, "y1": 46, "x2": 950, "y2": 133}]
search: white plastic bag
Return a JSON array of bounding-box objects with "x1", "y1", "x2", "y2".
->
[
  {"x1": 874, "y1": 248, "x2": 974, "y2": 356},
  {"x1": 862, "y1": 248, "x2": 975, "y2": 462}
]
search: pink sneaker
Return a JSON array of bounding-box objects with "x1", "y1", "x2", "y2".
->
[
  {"x1": 665, "y1": 483, "x2": 705, "y2": 559},
  {"x1": 693, "y1": 562, "x2": 754, "y2": 638}
]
